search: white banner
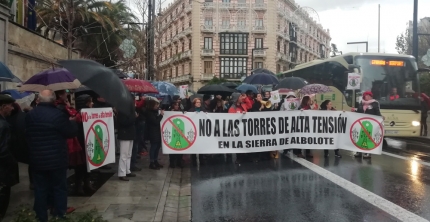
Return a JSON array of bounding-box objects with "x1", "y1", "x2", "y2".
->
[
  {"x1": 179, "y1": 85, "x2": 189, "y2": 99},
  {"x1": 81, "y1": 108, "x2": 116, "y2": 172},
  {"x1": 161, "y1": 111, "x2": 384, "y2": 154},
  {"x1": 347, "y1": 73, "x2": 360, "y2": 90},
  {"x1": 270, "y1": 90, "x2": 280, "y2": 103},
  {"x1": 283, "y1": 98, "x2": 300, "y2": 110}
]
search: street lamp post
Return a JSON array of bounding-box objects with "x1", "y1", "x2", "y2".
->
[
  {"x1": 251, "y1": 47, "x2": 269, "y2": 73},
  {"x1": 347, "y1": 41, "x2": 368, "y2": 52},
  {"x1": 413, "y1": 0, "x2": 418, "y2": 59}
]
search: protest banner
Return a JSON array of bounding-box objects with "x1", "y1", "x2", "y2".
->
[
  {"x1": 160, "y1": 110, "x2": 384, "y2": 154},
  {"x1": 347, "y1": 73, "x2": 360, "y2": 90},
  {"x1": 270, "y1": 90, "x2": 280, "y2": 103},
  {"x1": 179, "y1": 85, "x2": 189, "y2": 99},
  {"x1": 81, "y1": 108, "x2": 116, "y2": 172}
]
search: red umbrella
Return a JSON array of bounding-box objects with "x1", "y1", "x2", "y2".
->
[{"x1": 122, "y1": 79, "x2": 159, "y2": 94}]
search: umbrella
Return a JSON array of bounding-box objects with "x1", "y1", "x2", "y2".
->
[
  {"x1": 220, "y1": 82, "x2": 239, "y2": 89},
  {"x1": 299, "y1": 84, "x2": 333, "y2": 95},
  {"x1": 16, "y1": 94, "x2": 36, "y2": 109},
  {"x1": 112, "y1": 69, "x2": 128, "y2": 79},
  {"x1": 275, "y1": 77, "x2": 308, "y2": 90},
  {"x1": 236, "y1": 84, "x2": 258, "y2": 94},
  {"x1": 251, "y1": 68, "x2": 276, "y2": 75},
  {"x1": 20, "y1": 68, "x2": 81, "y2": 92},
  {"x1": 122, "y1": 79, "x2": 159, "y2": 94},
  {"x1": 197, "y1": 84, "x2": 236, "y2": 96},
  {"x1": 1, "y1": 89, "x2": 31, "y2": 99},
  {"x1": 243, "y1": 73, "x2": 279, "y2": 85},
  {"x1": 150, "y1": 81, "x2": 179, "y2": 97},
  {"x1": 59, "y1": 59, "x2": 134, "y2": 117},
  {"x1": 0, "y1": 61, "x2": 22, "y2": 83}
]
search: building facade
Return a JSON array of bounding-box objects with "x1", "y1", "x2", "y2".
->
[{"x1": 156, "y1": 0, "x2": 331, "y2": 90}]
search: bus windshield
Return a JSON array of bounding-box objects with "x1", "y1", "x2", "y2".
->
[{"x1": 355, "y1": 56, "x2": 420, "y2": 109}]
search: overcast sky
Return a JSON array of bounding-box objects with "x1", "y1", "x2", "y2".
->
[{"x1": 126, "y1": 0, "x2": 430, "y2": 54}]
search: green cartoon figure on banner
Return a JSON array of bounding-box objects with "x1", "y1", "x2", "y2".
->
[
  {"x1": 357, "y1": 121, "x2": 376, "y2": 149},
  {"x1": 169, "y1": 118, "x2": 189, "y2": 149},
  {"x1": 92, "y1": 125, "x2": 106, "y2": 164},
  {"x1": 289, "y1": 101, "x2": 296, "y2": 110}
]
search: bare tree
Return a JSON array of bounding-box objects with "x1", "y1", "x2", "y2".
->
[{"x1": 395, "y1": 20, "x2": 430, "y2": 67}]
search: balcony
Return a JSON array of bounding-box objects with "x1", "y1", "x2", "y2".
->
[
  {"x1": 253, "y1": 49, "x2": 266, "y2": 57},
  {"x1": 173, "y1": 50, "x2": 192, "y2": 63},
  {"x1": 183, "y1": 27, "x2": 192, "y2": 36},
  {"x1": 201, "y1": 73, "x2": 214, "y2": 81},
  {"x1": 252, "y1": 26, "x2": 266, "y2": 33},
  {"x1": 168, "y1": 74, "x2": 192, "y2": 84},
  {"x1": 219, "y1": 24, "x2": 232, "y2": 32},
  {"x1": 276, "y1": 52, "x2": 289, "y2": 62},
  {"x1": 201, "y1": 49, "x2": 215, "y2": 57},
  {"x1": 237, "y1": 25, "x2": 248, "y2": 32},
  {"x1": 185, "y1": 4, "x2": 192, "y2": 13},
  {"x1": 203, "y1": 2, "x2": 214, "y2": 8},
  {"x1": 236, "y1": 3, "x2": 249, "y2": 8},
  {"x1": 252, "y1": 3, "x2": 266, "y2": 10},
  {"x1": 201, "y1": 25, "x2": 215, "y2": 33},
  {"x1": 159, "y1": 58, "x2": 173, "y2": 67},
  {"x1": 219, "y1": 2, "x2": 233, "y2": 8}
]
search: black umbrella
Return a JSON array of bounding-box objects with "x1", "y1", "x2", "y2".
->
[
  {"x1": 251, "y1": 68, "x2": 275, "y2": 75},
  {"x1": 59, "y1": 59, "x2": 134, "y2": 117},
  {"x1": 197, "y1": 84, "x2": 236, "y2": 96},
  {"x1": 274, "y1": 77, "x2": 308, "y2": 90},
  {"x1": 220, "y1": 82, "x2": 239, "y2": 89},
  {"x1": 243, "y1": 73, "x2": 279, "y2": 85}
]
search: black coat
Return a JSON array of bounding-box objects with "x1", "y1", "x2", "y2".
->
[
  {"x1": 145, "y1": 110, "x2": 163, "y2": 143},
  {"x1": 0, "y1": 116, "x2": 19, "y2": 187},
  {"x1": 25, "y1": 102, "x2": 78, "y2": 171},
  {"x1": 357, "y1": 101, "x2": 382, "y2": 116},
  {"x1": 7, "y1": 112, "x2": 29, "y2": 164},
  {"x1": 116, "y1": 112, "x2": 136, "y2": 140},
  {"x1": 421, "y1": 102, "x2": 428, "y2": 118}
]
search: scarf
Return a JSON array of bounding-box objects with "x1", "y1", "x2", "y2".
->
[
  {"x1": 195, "y1": 107, "x2": 201, "y2": 112},
  {"x1": 362, "y1": 99, "x2": 376, "y2": 112}
]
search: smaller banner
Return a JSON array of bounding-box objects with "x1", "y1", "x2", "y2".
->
[
  {"x1": 284, "y1": 98, "x2": 300, "y2": 110},
  {"x1": 81, "y1": 108, "x2": 116, "y2": 172},
  {"x1": 179, "y1": 85, "x2": 189, "y2": 99},
  {"x1": 347, "y1": 73, "x2": 361, "y2": 90},
  {"x1": 270, "y1": 90, "x2": 281, "y2": 103},
  {"x1": 161, "y1": 111, "x2": 384, "y2": 154}
]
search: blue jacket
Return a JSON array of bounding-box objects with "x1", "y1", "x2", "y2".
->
[{"x1": 25, "y1": 102, "x2": 78, "y2": 171}]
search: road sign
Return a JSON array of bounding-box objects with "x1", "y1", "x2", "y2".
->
[
  {"x1": 350, "y1": 117, "x2": 384, "y2": 150},
  {"x1": 161, "y1": 115, "x2": 197, "y2": 151}
]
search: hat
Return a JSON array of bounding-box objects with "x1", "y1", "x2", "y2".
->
[
  {"x1": 0, "y1": 94, "x2": 16, "y2": 105},
  {"x1": 363, "y1": 91, "x2": 373, "y2": 98},
  {"x1": 286, "y1": 92, "x2": 296, "y2": 98}
]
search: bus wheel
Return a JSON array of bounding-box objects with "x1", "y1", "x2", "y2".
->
[{"x1": 383, "y1": 138, "x2": 388, "y2": 148}]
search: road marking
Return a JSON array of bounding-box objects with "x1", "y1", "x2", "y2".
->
[
  {"x1": 290, "y1": 155, "x2": 429, "y2": 222},
  {"x1": 382, "y1": 151, "x2": 430, "y2": 168}
]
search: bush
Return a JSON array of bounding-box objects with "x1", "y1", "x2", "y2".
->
[{"x1": 11, "y1": 206, "x2": 107, "y2": 222}]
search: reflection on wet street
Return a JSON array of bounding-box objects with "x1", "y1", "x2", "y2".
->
[{"x1": 191, "y1": 138, "x2": 430, "y2": 222}]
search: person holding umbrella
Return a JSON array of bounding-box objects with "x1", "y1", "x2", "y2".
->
[
  {"x1": 297, "y1": 96, "x2": 313, "y2": 158},
  {"x1": 320, "y1": 100, "x2": 342, "y2": 158},
  {"x1": 144, "y1": 99, "x2": 164, "y2": 170}
]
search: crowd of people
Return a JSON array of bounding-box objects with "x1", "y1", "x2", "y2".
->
[{"x1": 0, "y1": 86, "x2": 384, "y2": 221}]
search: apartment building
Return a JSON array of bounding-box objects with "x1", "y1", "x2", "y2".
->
[{"x1": 155, "y1": 0, "x2": 331, "y2": 90}]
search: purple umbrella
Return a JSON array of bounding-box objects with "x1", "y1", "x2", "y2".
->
[{"x1": 20, "y1": 68, "x2": 81, "y2": 92}]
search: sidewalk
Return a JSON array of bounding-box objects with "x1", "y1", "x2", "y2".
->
[{"x1": 4, "y1": 154, "x2": 192, "y2": 222}]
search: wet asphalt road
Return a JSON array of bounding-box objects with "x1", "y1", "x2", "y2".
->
[{"x1": 190, "y1": 138, "x2": 430, "y2": 222}]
